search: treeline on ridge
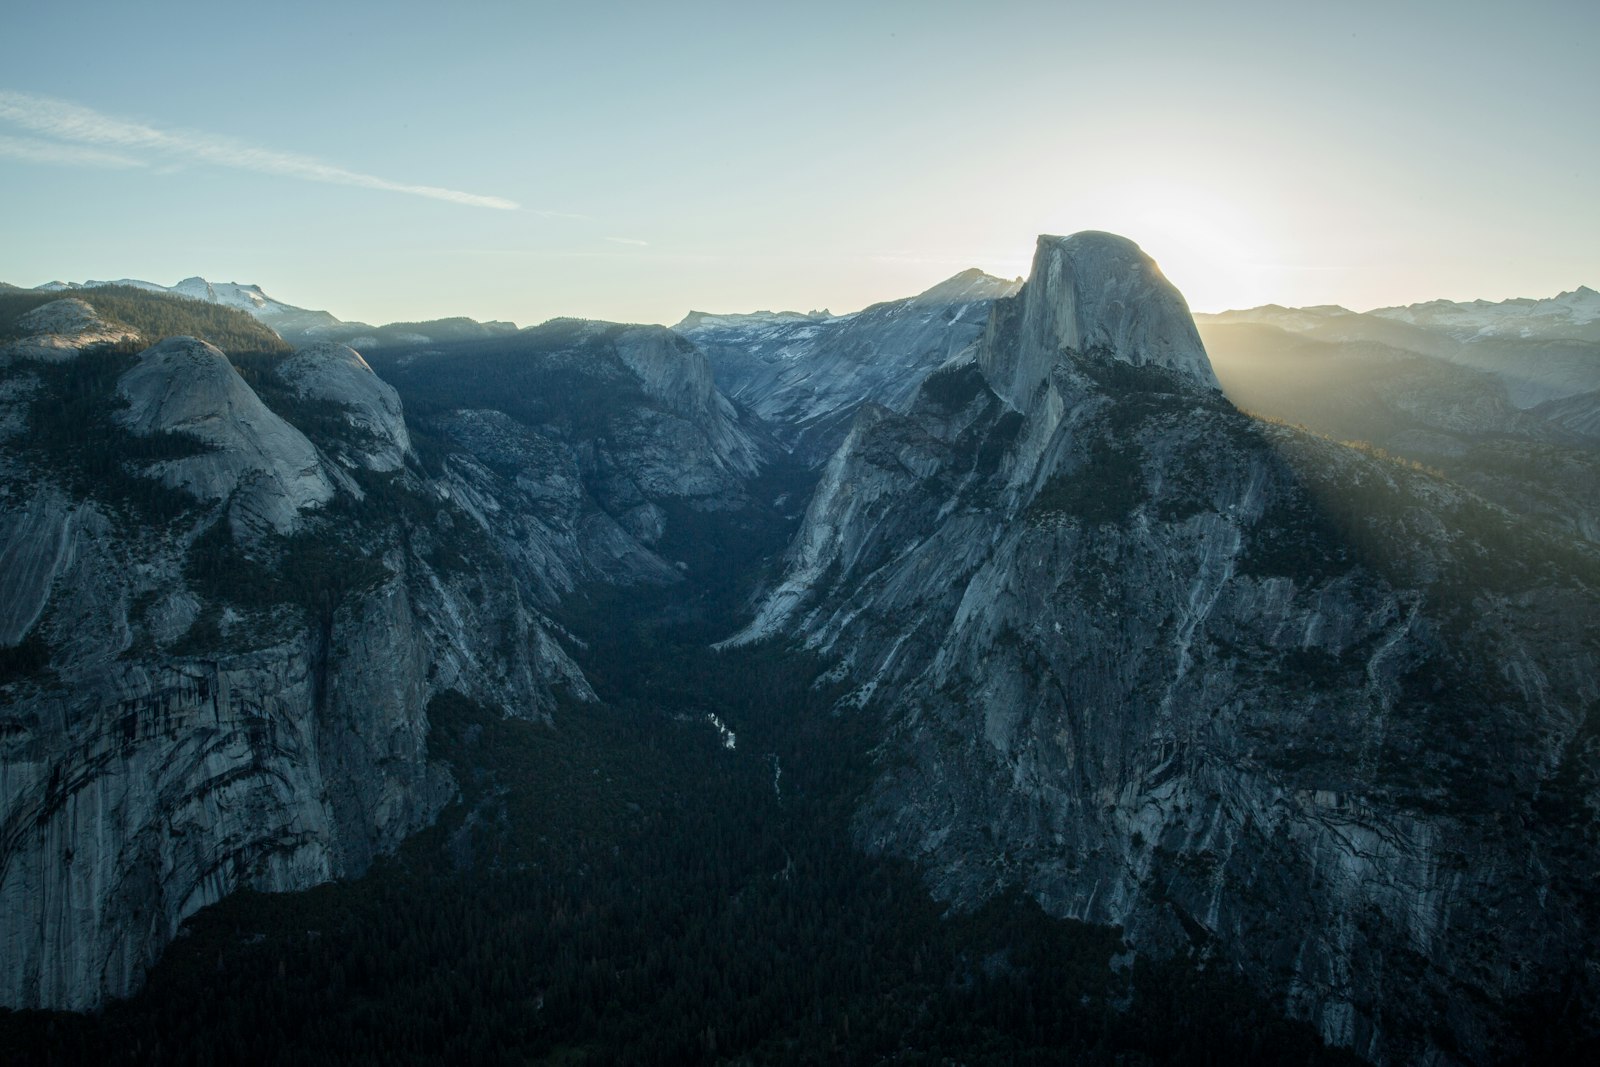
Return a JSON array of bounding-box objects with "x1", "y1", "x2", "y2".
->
[{"x1": 0, "y1": 286, "x2": 289, "y2": 354}]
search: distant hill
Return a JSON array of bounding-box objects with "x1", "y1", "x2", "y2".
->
[
  {"x1": 1, "y1": 285, "x2": 289, "y2": 354},
  {"x1": 28, "y1": 276, "x2": 519, "y2": 349},
  {"x1": 1196, "y1": 293, "x2": 1600, "y2": 543}
]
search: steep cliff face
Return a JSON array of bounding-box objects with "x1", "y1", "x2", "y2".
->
[
  {"x1": 366, "y1": 318, "x2": 774, "y2": 589},
  {"x1": 0, "y1": 508, "x2": 505, "y2": 1011},
  {"x1": 678, "y1": 269, "x2": 1020, "y2": 462},
  {"x1": 0, "y1": 287, "x2": 787, "y2": 1012},
  {"x1": 274, "y1": 342, "x2": 411, "y2": 472},
  {"x1": 979, "y1": 232, "x2": 1217, "y2": 411},
  {"x1": 0, "y1": 330, "x2": 590, "y2": 1011},
  {"x1": 736, "y1": 233, "x2": 1600, "y2": 1063},
  {"x1": 116, "y1": 337, "x2": 336, "y2": 537}
]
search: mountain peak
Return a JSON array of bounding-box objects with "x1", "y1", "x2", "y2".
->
[
  {"x1": 980, "y1": 231, "x2": 1217, "y2": 410},
  {"x1": 910, "y1": 267, "x2": 1023, "y2": 306},
  {"x1": 170, "y1": 277, "x2": 218, "y2": 303},
  {"x1": 1371, "y1": 283, "x2": 1600, "y2": 336}
]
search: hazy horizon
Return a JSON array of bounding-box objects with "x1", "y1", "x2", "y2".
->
[
  {"x1": 9, "y1": 255, "x2": 1596, "y2": 333},
  {"x1": 2, "y1": 0, "x2": 1595, "y2": 328}
]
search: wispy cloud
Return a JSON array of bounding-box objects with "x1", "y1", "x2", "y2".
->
[
  {"x1": 0, "y1": 89, "x2": 519, "y2": 210},
  {"x1": 604, "y1": 236, "x2": 649, "y2": 246},
  {"x1": 0, "y1": 132, "x2": 148, "y2": 169}
]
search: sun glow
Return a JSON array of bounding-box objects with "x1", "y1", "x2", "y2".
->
[{"x1": 1069, "y1": 182, "x2": 1281, "y2": 313}]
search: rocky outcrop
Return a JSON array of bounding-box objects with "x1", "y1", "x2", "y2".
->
[
  {"x1": 604, "y1": 324, "x2": 765, "y2": 492},
  {"x1": 366, "y1": 317, "x2": 776, "y2": 582},
  {"x1": 979, "y1": 232, "x2": 1217, "y2": 412},
  {"x1": 0, "y1": 299, "x2": 138, "y2": 363},
  {"x1": 276, "y1": 342, "x2": 411, "y2": 471},
  {"x1": 2, "y1": 646, "x2": 344, "y2": 1010},
  {"x1": 0, "y1": 333, "x2": 593, "y2": 1012},
  {"x1": 116, "y1": 337, "x2": 335, "y2": 536},
  {"x1": 433, "y1": 409, "x2": 681, "y2": 598},
  {"x1": 678, "y1": 269, "x2": 1020, "y2": 462},
  {"x1": 0, "y1": 492, "x2": 74, "y2": 646},
  {"x1": 736, "y1": 231, "x2": 1600, "y2": 1063},
  {"x1": 908, "y1": 266, "x2": 1024, "y2": 307},
  {"x1": 0, "y1": 533, "x2": 571, "y2": 1009},
  {"x1": 8, "y1": 247, "x2": 1595, "y2": 1060},
  {"x1": 0, "y1": 296, "x2": 791, "y2": 1013}
]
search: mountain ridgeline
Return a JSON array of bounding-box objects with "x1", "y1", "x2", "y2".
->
[{"x1": 2, "y1": 241, "x2": 1596, "y2": 1064}]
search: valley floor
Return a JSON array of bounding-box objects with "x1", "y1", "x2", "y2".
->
[{"x1": 0, "y1": 582, "x2": 1369, "y2": 1066}]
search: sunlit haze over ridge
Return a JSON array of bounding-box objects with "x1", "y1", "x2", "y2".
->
[{"x1": 1, "y1": 0, "x2": 1595, "y2": 327}]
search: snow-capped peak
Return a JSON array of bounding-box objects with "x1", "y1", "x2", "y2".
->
[
  {"x1": 32, "y1": 274, "x2": 321, "y2": 327},
  {"x1": 171, "y1": 277, "x2": 274, "y2": 312},
  {"x1": 1370, "y1": 285, "x2": 1600, "y2": 340}
]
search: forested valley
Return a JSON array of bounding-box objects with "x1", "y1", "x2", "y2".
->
[{"x1": 0, "y1": 563, "x2": 1363, "y2": 1066}]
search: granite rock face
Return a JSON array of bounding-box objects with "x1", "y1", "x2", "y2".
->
[
  {"x1": 0, "y1": 332, "x2": 592, "y2": 1011},
  {"x1": 0, "y1": 523, "x2": 577, "y2": 1009},
  {"x1": 0, "y1": 300, "x2": 783, "y2": 1011},
  {"x1": 275, "y1": 342, "x2": 411, "y2": 472},
  {"x1": 735, "y1": 233, "x2": 1600, "y2": 1063},
  {"x1": 5, "y1": 244, "x2": 1597, "y2": 1062},
  {"x1": 366, "y1": 318, "x2": 775, "y2": 593},
  {"x1": 678, "y1": 269, "x2": 1020, "y2": 463},
  {"x1": 0, "y1": 299, "x2": 139, "y2": 363},
  {"x1": 0, "y1": 491, "x2": 75, "y2": 647},
  {"x1": 979, "y1": 232, "x2": 1218, "y2": 410},
  {"x1": 116, "y1": 337, "x2": 335, "y2": 536}
]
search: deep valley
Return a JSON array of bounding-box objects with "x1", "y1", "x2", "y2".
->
[{"x1": 1, "y1": 235, "x2": 1596, "y2": 1065}]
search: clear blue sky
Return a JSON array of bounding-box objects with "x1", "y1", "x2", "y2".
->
[{"x1": 2, "y1": 0, "x2": 1595, "y2": 326}]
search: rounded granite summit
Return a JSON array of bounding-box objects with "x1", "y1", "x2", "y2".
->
[
  {"x1": 0, "y1": 298, "x2": 140, "y2": 363},
  {"x1": 981, "y1": 231, "x2": 1219, "y2": 411},
  {"x1": 276, "y1": 341, "x2": 411, "y2": 471},
  {"x1": 116, "y1": 336, "x2": 334, "y2": 534}
]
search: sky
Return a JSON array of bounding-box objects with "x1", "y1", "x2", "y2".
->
[{"x1": 1, "y1": 0, "x2": 1595, "y2": 327}]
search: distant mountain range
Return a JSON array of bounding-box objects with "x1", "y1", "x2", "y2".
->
[
  {"x1": 1372, "y1": 285, "x2": 1600, "y2": 342},
  {"x1": 33, "y1": 276, "x2": 519, "y2": 350},
  {"x1": 1197, "y1": 286, "x2": 1600, "y2": 344},
  {"x1": 1194, "y1": 290, "x2": 1600, "y2": 545},
  {"x1": 1197, "y1": 288, "x2": 1600, "y2": 408},
  {"x1": 35, "y1": 271, "x2": 1596, "y2": 372}
]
